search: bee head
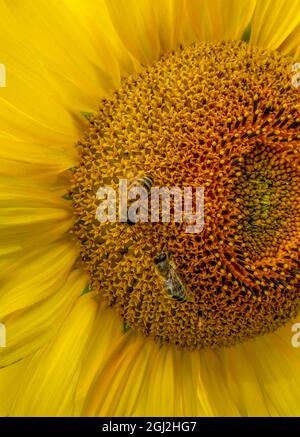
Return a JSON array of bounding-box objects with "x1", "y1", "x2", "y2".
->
[{"x1": 154, "y1": 252, "x2": 167, "y2": 264}]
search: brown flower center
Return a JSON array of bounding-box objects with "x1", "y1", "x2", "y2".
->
[{"x1": 71, "y1": 41, "x2": 300, "y2": 350}]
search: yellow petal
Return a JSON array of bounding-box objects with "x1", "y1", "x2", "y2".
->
[
  {"x1": 0, "y1": 218, "x2": 74, "y2": 279},
  {"x1": 105, "y1": 0, "x2": 161, "y2": 64},
  {"x1": 244, "y1": 323, "x2": 300, "y2": 416},
  {"x1": 0, "y1": 173, "x2": 75, "y2": 274},
  {"x1": 0, "y1": 174, "x2": 73, "y2": 229},
  {"x1": 0, "y1": 269, "x2": 87, "y2": 367},
  {"x1": 277, "y1": 21, "x2": 300, "y2": 59},
  {"x1": 149, "y1": 0, "x2": 187, "y2": 52},
  {"x1": 0, "y1": 138, "x2": 77, "y2": 177},
  {"x1": 186, "y1": 0, "x2": 257, "y2": 41},
  {"x1": 82, "y1": 309, "x2": 214, "y2": 416},
  {"x1": 0, "y1": 37, "x2": 82, "y2": 146},
  {"x1": 75, "y1": 302, "x2": 125, "y2": 412},
  {"x1": 0, "y1": 354, "x2": 33, "y2": 416},
  {"x1": 250, "y1": 0, "x2": 300, "y2": 54},
  {"x1": 223, "y1": 344, "x2": 269, "y2": 416},
  {"x1": 197, "y1": 348, "x2": 241, "y2": 416},
  {"x1": 9, "y1": 293, "x2": 97, "y2": 416},
  {"x1": 0, "y1": 0, "x2": 137, "y2": 152},
  {"x1": 0, "y1": 239, "x2": 78, "y2": 318},
  {"x1": 4, "y1": 0, "x2": 134, "y2": 113},
  {"x1": 83, "y1": 332, "x2": 149, "y2": 416}
]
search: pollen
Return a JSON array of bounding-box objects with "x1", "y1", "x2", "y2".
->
[{"x1": 71, "y1": 41, "x2": 300, "y2": 350}]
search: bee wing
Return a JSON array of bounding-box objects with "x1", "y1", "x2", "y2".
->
[
  {"x1": 169, "y1": 267, "x2": 194, "y2": 302},
  {"x1": 166, "y1": 268, "x2": 185, "y2": 300}
]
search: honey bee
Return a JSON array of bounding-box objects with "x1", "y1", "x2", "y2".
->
[
  {"x1": 126, "y1": 175, "x2": 153, "y2": 225},
  {"x1": 154, "y1": 251, "x2": 192, "y2": 302},
  {"x1": 128, "y1": 175, "x2": 153, "y2": 195}
]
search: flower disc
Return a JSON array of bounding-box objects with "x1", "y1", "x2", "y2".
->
[{"x1": 72, "y1": 41, "x2": 300, "y2": 350}]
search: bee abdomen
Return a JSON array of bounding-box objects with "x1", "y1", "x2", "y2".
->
[{"x1": 129, "y1": 175, "x2": 153, "y2": 193}]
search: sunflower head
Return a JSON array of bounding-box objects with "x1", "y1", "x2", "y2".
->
[
  {"x1": 72, "y1": 41, "x2": 300, "y2": 351},
  {"x1": 3, "y1": 0, "x2": 300, "y2": 419}
]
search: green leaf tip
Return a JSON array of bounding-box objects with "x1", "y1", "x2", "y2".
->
[
  {"x1": 81, "y1": 283, "x2": 92, "y2": 295},
  {"x1": 123, "y1": 321, "x2": 130, "y2": 334},
  {"x1": 242, "y1": 23, "x2": 252, "y2": 43},
  {"x1": 62, "y1": 193, "x2": 72, "y2": 200},
  {"x1": 81, "y1": 111, "x2": 93, "y2": 121}
]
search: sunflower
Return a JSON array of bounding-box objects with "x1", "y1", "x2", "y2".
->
[{"x1": 0, "y1": 0, "x2": 300, "y2": 417}]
